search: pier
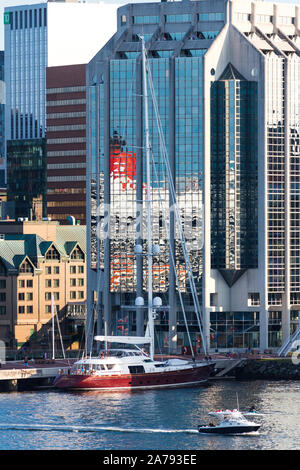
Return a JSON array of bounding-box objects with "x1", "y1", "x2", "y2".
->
[{"x1": 0, "y1": 359, "x2": 73, "y2": 392}]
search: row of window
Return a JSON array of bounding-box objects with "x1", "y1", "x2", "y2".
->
[
  {"x1": 5, "y1": 8, "x2": 47, "y2": 30},
  {"x1": 210, "y1": 292, "x2": 300, "y2": 307},
  {"x1": 127, "y1": 13, "x2": 225, "y2": 25},
  {"x1": 47, "y1": 125, "x2": 86, "y2": 132},
  {"x1": 47, "y1": 201, "x2": 86, "y2": 207},
  {"x1": 45, "y1": 265, "x2": 84, "y2": 275},
  {"x1": 46, "y1": 113, "x2": 86, "y2": 120},
  {"x1": 47, "y1": 163, "x2": 86, "y2": 170},
  {"x1": 47, "y1": 138, "x2": 86, "y2": 144},
  {"x1": 47, "y1": 150, "x2": 86, "y2": 158},
  {"x1": 236, "y1": 12, "x2": 296, "y2": 25},
  {"x1": 46, "y1": 87, "x2": 86, "y2": 95},
  {"x1": 47, "y1": 99, "x2": 86, "y2": 107},
  {"x1": 48, "y1": 176, "x2": 86, "y2": 182}
]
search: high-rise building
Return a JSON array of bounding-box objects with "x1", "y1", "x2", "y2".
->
[
  {"x1": 0, "y1": 51, "x2": 4, "y2": 188},
  {"x1": 46, "y1": 64, "x2": 87, "y2": 226},
  {"x1": 4, "y1": 0, "x2": 120, "y2": 219},
  {"x1": 86, "y1": 0, "x2": 300, "y2": 354}
]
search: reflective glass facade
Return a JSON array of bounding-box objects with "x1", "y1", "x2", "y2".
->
[
  {"x1": 211, "y1": 74, "x2": 258, "y2": 272},
  {"x1": 0, "y1": 51, "x2": 4, "y2": 186},
  {"x1": 6, "y1": 139, "x2": 46, "y2": 219},
  {"x1": 6, "y1": 6, "x2": 47, "y2": 140},
  {"x1": 87, "y1": 0, "x2": 226, "y2": 347},
  {"x1": 87, "y1": 0, "x2": 300, "y2": 353}
]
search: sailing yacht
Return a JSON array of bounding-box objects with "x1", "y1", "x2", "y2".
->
[{"x1": 54, "y1": 37, "x2": 215, "y2": 391}]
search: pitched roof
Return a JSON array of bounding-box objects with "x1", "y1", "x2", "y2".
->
[{"x1": 0, "y1": 226, "x2": 86, "y2": 270}]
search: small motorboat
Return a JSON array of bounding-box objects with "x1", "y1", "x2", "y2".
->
[{"x1": 198, "y1": 410, "x2": 261, "y2": 435}]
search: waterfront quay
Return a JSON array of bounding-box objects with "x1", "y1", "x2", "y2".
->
[
  {"x1": 0, "y1": 358, "x2": 74, "y2": 392},
  {"x1": 0, "y1": 352, "x2": 298, "y2": 393}
]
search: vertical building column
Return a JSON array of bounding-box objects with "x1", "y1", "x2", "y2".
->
[
  {"x1": 96, "y1": 83, "x2": 103, "y2": 351},
  {"x1": 86, "y1": 78, "x2": 93, "y2": 353},
  {"x1": 103, "y1": 59, "x2": 112, "y2": 337},
  {"x1": 283, "y1": 57, "x2": 291, "y2": 345},
  {"x1": 136, "y1": 59, "x2": 144, "y2": 337},
  {"x1": 168, "y1": 56, "x2": 177, "y2": 354},
  {"x1": 260, "y1": 58, "x2": 269, "y2": 353},
  {"x1": 203, "y1": 55, "x2": 212, "y2": 352}
]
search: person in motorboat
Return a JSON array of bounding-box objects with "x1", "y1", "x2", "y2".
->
[{"x1": 248, "y1": 406, "x2": 257, "y2": 413}]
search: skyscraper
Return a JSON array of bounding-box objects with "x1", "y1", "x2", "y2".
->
[
  {"x1": 0, "y1": 50, "x2": 4, "y2": 188},
  {"x1": 46, "y1": 63, "x2": 87, "y2": 225},
  {"x1": 4, "y1": 0, "x2": 120, "y2": 219},
  {"x1": 86, "y1": 0, "x2": 300, "y2": 354}
]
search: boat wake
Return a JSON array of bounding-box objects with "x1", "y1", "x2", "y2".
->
[{"x1": 0, "y1": 423, "x2": 199, "y2": 435}]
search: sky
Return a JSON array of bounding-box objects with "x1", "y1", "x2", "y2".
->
[{"x1": 0, "y1": 0, "x2": 297, "y2": 51}]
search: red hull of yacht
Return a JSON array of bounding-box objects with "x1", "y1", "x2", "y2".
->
[{"x1": 53, "y1": 363, "x2": 215, "y2": 391}]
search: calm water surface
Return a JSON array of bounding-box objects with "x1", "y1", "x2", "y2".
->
[{"x1": 0, "y1": 380, "x2": 299, "y2": 450}]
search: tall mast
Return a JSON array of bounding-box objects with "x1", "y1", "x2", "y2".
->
[{"x1": 141, "y1": 36, "x2": 154, "y2": 360}]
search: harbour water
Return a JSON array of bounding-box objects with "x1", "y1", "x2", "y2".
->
[{"x1": 0, "y1": 380, "x2": 299, "y2": 450}]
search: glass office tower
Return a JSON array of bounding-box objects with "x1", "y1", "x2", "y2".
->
[
  {"x1": 87, "y1": 0, "x2": 300, "y2": 354},
  {"x1": 4, "y1": 1, "x2": 121, "y2": 219},
  {"x1": 0, "y1": 51, "x2": 4, "y2": 187}
]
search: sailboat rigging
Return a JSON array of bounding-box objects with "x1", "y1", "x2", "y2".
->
[{"x1": 53, "y1": 37, "x2": 214, "y2": 391}]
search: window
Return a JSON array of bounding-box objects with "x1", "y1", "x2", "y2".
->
[
  {"x1": 78, "y1": 291, "x2": 84, "y2": 299},
  {"x1": 256, "y1": 14, "x2": 272, "y2": 23},
  {"x1": 19, "y1": 280, "x2": 25, "y2": 288},
  {"x1": 46, "y1": 246, "x2": 60, "y2": 260},
  {"x1": 198, "y1": 12, "x2": 224, "y2": 22},
  {"x1": 53, "y1": 279, "x2": 59, "y2": 288},
  {"x1": 248, "y1": 293, "x2": 260, "y2": 306},
  {"x1": 165, "y1": 14, "x2": 192, "y2": 23},
  {"x1": 19, "y1": 259, "x2": 33, "y2": 273},
  {"x1": 210, "y1": 293, "x2": 218, "y2": 307},
  {"x1": 71, "y1": 247, "x2": 84, "y2": 260},
  {"x1": 18, "y1": 306, "x2": 25, "y2": 314},
  {"x1": 45, "y1": 266, "x2": 51, "y2": 275},
  {"x1": 27, "y1": 280, "x2": 33, "y2": 287},
  {"x1": 121, "y1": 14, "x2": 126, "y2": 25},
  {"x1": 0, "y1": 261, "x2": 6, "y2": 275},
  {"x1": 70, "y1": 291, "x2": 76, "y2": 299},
  {"x1": 0, "y1": 306, "x2": 6, "y2": 315},
  {"x1": 78, "y1": 266, "x2": 84, "y2": 274},
  {"x1": 268, "y1": 293, "x2": 282, "y2": 306},
  {"x1": 0, "y1": 280, "x2": 6, "y2": 289},
  {"x1": 18, "y1": 293, "x2": 25, "y2": 301},
  {"x1": 0, "y1": 293, "x2": 5, "y2": 302},
  {"x1": 70, "y1": 266, "x2": 76, "y2": 274},
  {"x1": 53, "y1": 292, "x2": 59, "y2": 301},
  {"x1": 45, "y1": 292, "x2": 51, "y2": 301},
  {"x1": 27, "y1": 306, "x2": 33, "y2": 314},
  {"x1": 128, "y1": 365, "x2": 145, "y2": 374},
  {"x1": 53, "y1": 266, "x2": 60, "y2": 274},
  {"x1": 133, "y1": 15, "x2": 159, "y2": 24},
  {"x1": 45, "y1": 279, "x2": 51, "y2": 288},
  {"x1": 45, "y1": 305, "x2": 52, "y2": 314},
  {"x1": 78, "y1": 278, "x2": 84, "y2": 286},
  {"x1": 70, "y1": 279, "x2": 76, "y2": 287},
  {"x1": 26, "y1": 293, "x2": 33, "y2": 301}
]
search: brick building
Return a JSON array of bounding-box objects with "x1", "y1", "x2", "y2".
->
[{"x1": 0, "y1": 220, "x2": 86, "y2": 351}]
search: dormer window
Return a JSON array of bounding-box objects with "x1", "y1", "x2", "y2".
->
[
  {"x1": 19, "y1": 259, "x2": 34, "y2": 274},
  {"x1": 71, "y1": 246, "x2": 85, "y2": 261},
  {"x1": 46, "y1": 246, "x2": 60, "y2": 260}
]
